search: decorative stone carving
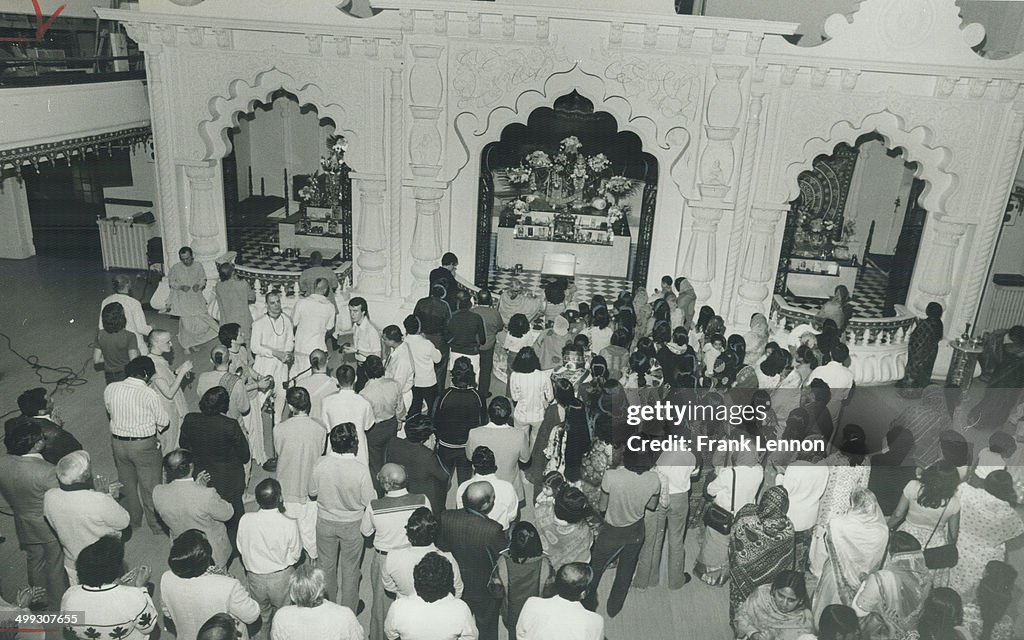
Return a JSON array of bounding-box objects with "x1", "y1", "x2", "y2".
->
[
  {"x1": 935, "y1": 76, "x2": 958, "y2": 97},
  {"x1": 536, "y1": 17, "x2": 550, "y2": 42},
  {"x1": 502, "y1": 15, "x2": 516, "y2": 39},
  {"x1": 840, "y1": 69, "x2": 860, "y2": 91},
  {"x1": 781, "y1": 66, "x2": 798, "y2": 86},
  {"x1": 745, "y1": 32, "x2": 763, "y2": 56},
  {"x1": 677, "y1": 27, "x2": 693, "y2": 50},
  {"x1": 186, "y1": 27, "x2": 203, "y2": 47},
  {"x1": 184, "y1": 163, "x2": 223, "y2": 267},
  {"x1": 735, "y1": 207, "x2": 785, "y2": 321},
  {"x1": 213, "y1": 28, "x2": 232, "y2": 50},
  {"x1": 609, "y1": 22, "x2": 624, "y2": 46},
  {"x1": 352, "y1": 175, "x2": 388, "y2": 295},
  {"x1": 389, "y1": 66, "x2": 404, "y2": 295},
  {"x1": 680, "y1": 206, "x2": 723, "y2": 302},
  {"x1": 712, "y1": 30, "x2": 728, "y2": 53},
  {"x1": 810, "y1": 67, "x2": 829, "y2": 88},
  {"x1": 408, "y1": 44, "x2": 444, "y2": 178},
  {"x1": 450, "y1": 46, "x2": 561, "y2": 111},
  {"x1": 698, "y1": 65, "x2": 745, "y2": 198},
  {"x1": 157, "y1": 24, "x2": 177, "y2": 46},
  {"x1": 407, "y1": 187, "x2": 445, "y2": 303},
  {"x1": 603, "y1": 57, "x2": 702, "y2": 122},
  {"x1": 400, "y1": 9, "x2": 414, "y2": 32},
  {"x1": 969, "y1": 78, "x2": 990, "y2": 99},
  {"x1": 643, "y1": 25, "x2": 659, "y2": 49},
  {"x1": 363, "y1": 38, "x2": 379, "y2": 58},
  {"x1": 916, "y1": 218, "x2": 966, "y2": 302},
  {"x1": 433, "y1": 11, "x2": 448, "y2": 35},
  {"x1": 306, "y1": 35, "x2": 323, "y2": 55},
  {"x1": 332, "y1": 36, "x2": 351, "y2": 57}
]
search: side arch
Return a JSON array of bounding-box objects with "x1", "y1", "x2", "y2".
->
[
  {"x1": 198, "y1": 67, "x2": 363, "y2": 168},
  {"x1": 781, "y1": 110, "x2": 956, "y2": 216}
]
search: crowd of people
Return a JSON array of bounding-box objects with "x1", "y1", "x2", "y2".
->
[{"x1": 1, "y1": 247, "x2": 1023, "y2": 640}]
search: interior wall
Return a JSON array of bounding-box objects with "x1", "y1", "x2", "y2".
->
[
  {"x1": 846, "y1": 139, "x2": 914, "y2": 255},
  {"x1": 988, "y1": 147, "x2": 1024, "y2": 275},
  {"x1": 231, "y1": 93, "x2": 334, "y2": 203}
]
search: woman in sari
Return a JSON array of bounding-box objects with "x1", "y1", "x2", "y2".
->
[
  {"x1": 817, "y1": 285, "x2": 853, "y2": 334},
  {"x1": 897, "y1": 303, "x2": 943, "y2": 397},
  {"x1": 853, "y1": 531, "x2": 931, "y2": 639},
  {"x1": 218, "y1": 322, "x2": 269, "y2": 466},
  {"x1": 730, "y1": 335, "x2": 759, "y2": 405},
  {"x1": 733, "y1": 570, "x2": 814, "y2": 640},
  {"x1": 745, "y1": 313, "x2": 771, "y2": 366},
  {"x1": 898, "y1": 588, "x2": 971, "y2": 640},
  {"x1": 811, "y1": 488, "x2": 889, "y2": 622},
  {"x1": 728, "y1": 486, "x2": 796, "y2": 617},
  {"x1": 947, "y1": 470, "x2": 1023, "y2": 600},
  {"x1": 962, "y1": 561, "x2": 1017, "y2": 640}
]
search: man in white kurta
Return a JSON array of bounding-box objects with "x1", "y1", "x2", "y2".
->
[
  {"x1": 251, "y1": 291, "x2": 295, "y2": 462},
  {"x1": 383, "y1": 326, "x2": 416, "y2": 419},
  {"x1": 291, "y1": 279, "x2": 336, "y2": 382},
  {"x1": 321, "y1": 365, "x2": 375, "y2": 467}
]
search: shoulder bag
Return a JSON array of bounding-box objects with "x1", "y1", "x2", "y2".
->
[
  {"x1": 703, "y1": 467, "x2": 736, "y2": 535},
  {"x1": 921, "y1": 499, "x2": 958, "y2": 570}
]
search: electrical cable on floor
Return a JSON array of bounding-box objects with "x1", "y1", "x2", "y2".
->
[{"x1": 0, "y1": 331, "x2": 92, "y2": 421}]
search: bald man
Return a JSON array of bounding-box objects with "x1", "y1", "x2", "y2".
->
[
  {"x1": 303, "y1": 349, "x2": 339, "y2": 424},
  {"x1": 361, "y1": 464, "x2": 429, "y2": 640},
  {"x1": 438, "y1": 481, "x2": 508, "y2": 640}
]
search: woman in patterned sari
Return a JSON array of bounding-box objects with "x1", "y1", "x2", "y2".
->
[
  {"x1": 728, "y1": 486, "x2": 796, "y2": 617},
  {"x1": 897, "y1": 302, "x2": 943, "y2": 397},
  {"x1": 811, "y1": 487, "x2": 890, "y2": 623},
  {"x1": 853, "y1": 531, "x2": 931, "y2": 640},
  {"x1": 947, "y1": 470, "x2": 1023, "y2": 600}
]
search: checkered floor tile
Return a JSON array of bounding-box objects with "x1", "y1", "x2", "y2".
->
[
  {"x1": 485, "y1": 267, "x2": 634, "y2": 302},
  {"x1": 782, "y1": 265, "x2": 890, "y2": 318},
  {"x1": 232, "y1": 227, "x2": 348, "y2": 272}
]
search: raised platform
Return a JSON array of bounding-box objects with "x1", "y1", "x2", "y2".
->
[{"x1": 494, "y1": 227, "x2": 631, "y2": 278}]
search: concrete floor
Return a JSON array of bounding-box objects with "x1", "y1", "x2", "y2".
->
[{"x1": 0, "y1": 254, "x2": 1020, "y2": 639}]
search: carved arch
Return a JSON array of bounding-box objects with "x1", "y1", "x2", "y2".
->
[
  {"x1": 782, "y1": 110, "x2": 955, "y2": 216},
  {"x1": 448, "y1": 64, "x2": 688, "y2": 183},
  {"x1": 198, "y1": 67, "x2": 362, "y2": 167}
]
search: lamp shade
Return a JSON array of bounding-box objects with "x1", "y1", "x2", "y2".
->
[{"x1": 540, "y1": 252, "x2": 577, "y2": 277}]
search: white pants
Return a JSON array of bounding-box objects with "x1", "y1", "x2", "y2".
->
[{"x1": 284, "y1": 501, "x2": 319, "y2": 560}]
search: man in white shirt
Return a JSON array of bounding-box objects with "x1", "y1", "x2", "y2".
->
[
  {"x1": 303, "y1": 349, "x2": 339, "y2": 422},
  {"x1": 655, "y1": 447, "x2": 698, "y2": 589},
  {"x1": 274, "y1": 387, "x2": 326, "y2": 560},
  {"x1": 807, "y1": 342, "x2": 856, "y2": 431},
  {"x1": 152, "y1": 449, "x2": 234, "y2": 569},
  {"x1": 383, "y1": 324, "x2": 415, "y2": 413},
  {"x1": 98, "y1": 273, "x2": 151, "y2": 354},
  {"x1": 43, "y1": 450, "x2": 130, "y2": 585},
  {"x1": 778, "y1": 458, "x2": 830, "y2": 536},
  {"x1": 382, "y1": 507, "x2": 463, "y2": 599},
  {"x1": 343, "y1": 296, "x2": 381, "y2": 392},
  {"x1": 321, "y1": 364, "x2": 376, "y2": 467},
  {"x1": 236, "y1": 478, "x2": 302, "y2": 635},
  {"x1": 402, "y1": 315, "x2": 442, "y2": 418},
  {"x1": 385, "y1": 552, "x2": 477, "y2": 640},
  {"x1": 516, "y1": 563, "x2": 604, "y2": 640},
  {"x1": 251, "y1": 291, "x2": 295, "y2": 460},
  {"x1": 455, "y1": 447, "x2": 518, "y2": 530},
  {"x1": 291, "y1": 278, "x2": 336, "y2": 380}
]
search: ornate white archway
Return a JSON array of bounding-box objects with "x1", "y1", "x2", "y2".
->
[{"x1": 198, "y1": 67, "x2": 362, "y2": 168}]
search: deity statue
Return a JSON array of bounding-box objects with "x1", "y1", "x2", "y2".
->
[{"x1": 571, "y1": 156, "x2": 588, "y2": 204}]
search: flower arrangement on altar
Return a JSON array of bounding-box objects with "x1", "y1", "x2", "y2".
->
[
  {"x1": 792, "y1": 205, "x2": 857, "y2": 259},
  {"x1": 299, "y1": 134, "x2": 350, "y2": 205},
  {"x1": 501, "y1": 135, "x2": 633, "y2": 206}
]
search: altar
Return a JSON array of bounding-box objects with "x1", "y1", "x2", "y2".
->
[
  {"x1": 495, "y1": 227, "x2": 630, "y2": 277},
  {"x1": 784, "y1": 257, "x2": 858, "y2": 299}
]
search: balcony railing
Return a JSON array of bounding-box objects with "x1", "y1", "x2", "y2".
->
[{"x1": 0, "y1": 55, "x2": 145, "y2": 88}]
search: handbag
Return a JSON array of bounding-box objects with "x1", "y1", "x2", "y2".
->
[
  {"x1": 703, "y1": 468, "x2": 736, "y2": 535},
  {"x1": 486, "y1": 556, "x2": 506, "y2": 600},
  {"x1": 921, "y1": 499, "x2": 959, "y2": 570}
]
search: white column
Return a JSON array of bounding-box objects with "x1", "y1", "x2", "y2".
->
[
  {"x1": 0, "y1": 176, "x2": 35, "y2": 259},
  {"x1": 734, "y1": 206, "x2": 786, "y2": 322},
  {"x1": 679, "y1": 205, "x2": 722, "y2": 303},
  {"x1": 915, "y1": 218, "x2": 966, "y2": 307},
  {"x1": 351, "y1": 174, "x2": 388, "y2": 295},
  {"x1": 183, "y1": 162, "x2": 227, "y2": 281},
  {"x1": 406, "y1": 186, "x2": 444, "y2": 303},
  {"x1": 388, "y1": 64, "x2": 404, "y2": 296}
]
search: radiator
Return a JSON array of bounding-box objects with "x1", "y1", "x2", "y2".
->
[
  {"x1": 97, "y1": 218, "x2": 156, "y2": 271},
  {"x1": 977, "y1": 276, "x2": 1024, "y2": 334}
]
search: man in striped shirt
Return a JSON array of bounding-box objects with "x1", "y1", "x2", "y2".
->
[
  {"x1": 103, "y1": 356, "x2": 169, "y2": 534},
  {"x1": 361, "y1": 463, "x2": 430, "y2": 640}
]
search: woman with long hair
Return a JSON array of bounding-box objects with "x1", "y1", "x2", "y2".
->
[
  {"x1": 853, "y1": 531, "x2": 931, "y2": 639},
  {"x1": 962, "y1": 561, "x2": 1018, "y2": 640},
  {"x1": 728, "y1": 486, "x2": 796, "y2": 617},
  {"x1": 694, "y1": 305, "x2": 715, "y2": 343},
  {"x1": 655, "y1": 325, "x2": 699, "y2": 387},
  {"x1": 729, "y1": 334, "x2": 759, "y2": 404},
  {"x1": 947, "y1": 470, "x2": 1023, "y2": 599},
  {"x1": 146, "y1": 329, "x2": 193, "y2": 452},
  {"x1": 772, "y1": 345, "x2": 817, "y2": 421},
  {"x1": 509, "y1": 346, "x2": 554, "y2": 451},
  {"x1": 542, "y1": 378, "x2": 591, "y2": 482},
  {"x1": 905, "y1": 587, "x2": 969, "y2": 640},
  {"x1": 817, "y1": 284, "x2": 853, "y2": 334},
  {"x1": 887, "y1": 460, "x2": 962, "y2": 581},
  {"x1": 599, "y1": 328, "x2": 633, "y2": 382},
  {"x1": 578, "y1": 413, "x2": 615, "y2": 513},
  {"x1": 817, "y1": 604, "x2": 860, "y2": 640},
  {"x1": 94, "y1": 302, "x2": 140, "y2": 384},
  {"x1": 811, "y1": 488, "x2": 889, "y2": 622},
  {"x1": 732, "y1": 570, "x2": 814, "y2": 640},
  {"x1": 490, "y1": 521, "x2": 553, "y2": 634},
  {"x1": 579, "y1": 355, "x2": 629, "y2": 445},
  {"x1": 584, "y1": 305, "x2": 614, "y2": 355}
]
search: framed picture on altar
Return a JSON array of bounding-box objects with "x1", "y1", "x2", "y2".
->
[{"x1": 1005, "y1": 185, "x2": 1024, "y2": 226}]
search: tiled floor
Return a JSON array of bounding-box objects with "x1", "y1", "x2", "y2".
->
[
  {"x1": 485, "y1": 266, "x2": 634, "y2": 302},
  {"x1": 1, "y1": 254, "x2": 1022, "y2": 639}
]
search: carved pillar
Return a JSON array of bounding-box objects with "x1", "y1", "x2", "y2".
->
[
  {"x1": 721, "y1": 93, "x2": 764, "y2": 321},
  {"x1": 406, "y1": 187, "x2": 444, "y2": 303},
  {"x1": 388, "y1": 64, "x2": 404, "y2": 296},
  {"x1": 679, "y1": 206, "x2": 723, "y2": 303},
  {"x1": 183, "y1": 162, "x2": 226, "y2": 280},
  {"x1": 351, "y1": 174, "x2": 388, "y2": 295},
  {"x1": 958, "y1": 111, "x2": 1024, "y2": 330},
  {"x1": 915, "y1": 218, "x2": 966, "y2": 307},
  {"x1": 698, "y1": 65, "x2": 745, "y2": 199},
  {"x1": 408, "y1": 44, "x2": 444, "y2": 178},
  {"x1": 734, "y1": 207, "x2": 786, "y2": 322}
]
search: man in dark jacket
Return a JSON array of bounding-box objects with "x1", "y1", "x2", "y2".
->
[
  {"x1": 445, "y1": 291, "x2": 486, "y2": 390},
  {"x1": 385, "y1": 415, "x2": 449, "y2": 513},
  {"x1": 11, "y1": 387, "x2": 82, "y2": 465},
  {"x1": 437, "y1": 481, "x2": 507, "y2": 640},
  {"x1": 414, "y1": 284, "x2": 452, "y2": 394}
]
